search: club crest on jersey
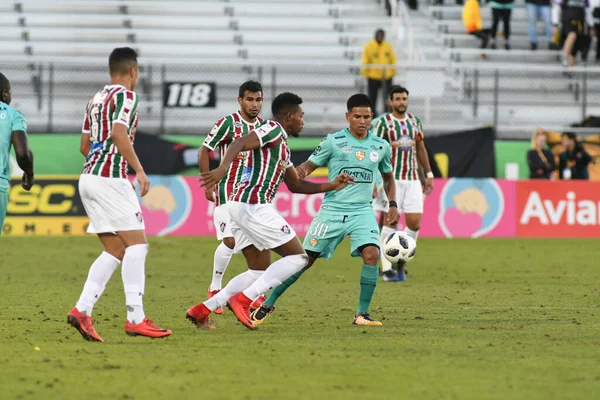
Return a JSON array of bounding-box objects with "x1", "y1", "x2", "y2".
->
[
  {"x1": 135, "y1": 211, "x2": 144, "y2": 223},
  {"x1": 278, "y1": 159, "x2": 287, "y2": 171},
  {"x1": 355, "y1": 151, "x2": 365, "y2": 161},
  {"x1": 233, "y1": 121, "x2": 243, "y2": 128},
  {"x1": 369, "y1": 151, "x2": 379, "y2": 162},
  {"x1": 392, "y1": 135, "x2": 414, "y2": 152},
  {"x1": 220, "y1": 222, "x2": 226, "y2": 232},
  {"x1": 309, "y1": 238, "x2": 318, "y2": 246},
  {"x1": 281, "y1": 225, "x2": 291, "y2": 234}
]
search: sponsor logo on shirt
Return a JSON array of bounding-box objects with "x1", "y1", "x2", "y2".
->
[
  {"x1": 240, "y1": 167, "x2": 252, "y2": 183},
  {"x1": 338, "y1": 167, "x2": 373, "y2": 183},
  {"x1": 392, "y1": 135, "x2": 414, "y2": 151},
  {"x1": 369, "y1": 151, "x2": 379, "y2": 162}
]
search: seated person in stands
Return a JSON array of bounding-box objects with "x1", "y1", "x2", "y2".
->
[
  {"x1": 463, "y1": 0, "x2": 491, "y2": 48},
  {"x1": 553, "y1": 0, "x2": 595, "y2": 66},
  {"x1": 527, "y1": 129, "x2": 556, "y2": 179},
  {"x1": 558, "y1": 131, "x2": 592, "y2": 179}
]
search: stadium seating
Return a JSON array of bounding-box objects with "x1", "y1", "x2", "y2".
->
[{"x1": 406, "y1": 0, "x2": 600, "y2": 137}]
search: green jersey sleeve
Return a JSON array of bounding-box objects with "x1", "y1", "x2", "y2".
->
[
  {"x1": 307, "y1": 135, "x2": 333, "y2": 167},
  {"x1": 203, "y1": 117, "x2": 231, "y2": 151},
  {"x1": 254, "y1": 121, "x2": 283, "y2": 147},
  {"x1": 11, "y1": 110, "x2": 27, "y2": 133},
  {"x1": 379, "y1": 142, "x2": 393, "y2": 174}
]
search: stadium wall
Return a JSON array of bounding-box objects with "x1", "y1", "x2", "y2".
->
[
  {"x1": 12, "y1": 133, "x2": 535, "y2": 179},
  {"x1": 4, "y1": 176, "x2": 600, "y2": 238}
]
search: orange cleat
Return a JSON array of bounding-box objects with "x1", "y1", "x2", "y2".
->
[
  {"x1": 186, "y1": 303, "x2": 215, "y2": 330},
  {"x1": 249, "y1": 295, "x2": 267, "y2": 312},
  {"x1": 67, "y1": 307, "x2": 104, "y2": 343},
  {"x1": 125, "y1": 318, "x2": 172, "y2": 338},
  {"x1": 208, "y1": 287, "x2": 223, "y2": 315},
  {"x1": 226, "y1": 293, "x2": 255, "y2": 330}
]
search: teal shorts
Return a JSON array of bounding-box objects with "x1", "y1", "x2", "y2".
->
[
  {"x1": 0, "y1": 189, "x2": 7, "y2": 236},
  {"x1": 303, "y1": 210, "x2": 381, "y2": 260}
]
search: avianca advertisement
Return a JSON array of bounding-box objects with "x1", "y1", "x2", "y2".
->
[{"x1": 3, "y1": 176, "x2": 599, "y2": 238}]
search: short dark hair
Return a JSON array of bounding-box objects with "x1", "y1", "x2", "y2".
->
[
  {"x1": 375, "y1": 29, "x2": 385, "y2": 37},
  {"x1": 388, "y1": 85, "x2": 409, "y2": 100},
  {"x1": 562, "y1": 131, "x2": 577, "y2": 141},
  {"x1": 238, "y1": 81, "x2": 263, "y2": 98},
  {"x1": 0, "y1": 73, "x2": 10, "y2": 93},
  {"x1": 271, "y1": 92, "x2": 302, "y2": 117},
  {"x1": 109, "y1": 47, "x2": 138, "y2": 75},
  {"x1": 346, "y1": 94, "x2": 372, "y2": 111}
]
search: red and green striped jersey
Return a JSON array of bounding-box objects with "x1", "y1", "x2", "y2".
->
[
  {"x1": 372, "y1": 113, "x2": 424, "y2": 181},
  {"x1": 203, "y1": 112, "x2": 263, "y2": 206},
  {"x1": 231, "y1": 120, "x2": 292, "y2": 204},
  {"x1": 81, "y1": 85, "x2": 139, "y2": 178}
]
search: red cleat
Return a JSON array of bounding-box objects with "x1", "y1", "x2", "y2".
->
[
  {"x1": 67, "y1": 307, "x2": 104, "y2": 343},
  {"x1": 249, "y1": 295, "x2": 267, "y2": 312},
  {"x1": 208, "y1": 287, "x2": 223, "y2": 315},
  {"x1": 125, "y1": 318, "x2": 172, "y2": 338},
  {"x1": 227, "y1": 293, "x2": 255, "y2": 330},
  {"x1": 186, "y1": 303, "x2": 215, "y2": 330}
]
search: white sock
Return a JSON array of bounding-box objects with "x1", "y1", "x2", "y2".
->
[
  {"x1": 204, "y1": 269, "x2": 263, "y2": 311},
  {"x1": 75, "y1": 252, "x2": 120, "y2": 316},
  {"x1": 380, "y1": 226, "x2": 396, "y2": 272},
  {"x1": 122, "y1": 244, "x2": 148, "y2": 324},
  {"x1": 405, "y1": 227, "x2": 419, "y2": 242},
  {"x1": 210, "y1": 242, "x2": 234, "y2": 291},
  {"x1": 242, "y1": 254, "x2": 308, "y2": 300}
]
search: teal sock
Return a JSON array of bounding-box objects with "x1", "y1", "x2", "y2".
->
[
  {"x1": 357, "y1": 264, "x2": 379, "y2": 315},
  {"x1": 263, "y1": 268, "x2": 306, "y2": 308}
]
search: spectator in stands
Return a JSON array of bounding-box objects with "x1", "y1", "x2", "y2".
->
[
  {"x1": 527, "y1": 130, "x2": 556, "y2": 179},
  {"x1": 489, "y1": 0, "x2": 515, "y2": 50},
  {"x1": 463, "y1": 0, "x2": 491, "y2": 48},
  {"x1": 526, "y1": 0, "x2": 554, "y2": 50},
  {"x1": 553, "y1": 0, "x2": 595, "y2": 66},
  {"x1": 361, "y1": 29, "x2": 397, "y2": 115},
  {"x1": 559, "y1": 131, "x2": 592, "y2": 179}
]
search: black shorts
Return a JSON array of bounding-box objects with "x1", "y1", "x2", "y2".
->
[{"x1": 561, "y1": 7, "x2": 585, "y2": 35}]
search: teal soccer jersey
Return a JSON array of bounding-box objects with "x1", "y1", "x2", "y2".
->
[
  {"x1": 303, "y1": 129, "x2": 392, "y2": 259},
  {"x1": 0, "y1": 101, "x2": 27, "y2": 233},
  {"x1": 0, "y1": 101, "x2": 27, "y2": 192}
]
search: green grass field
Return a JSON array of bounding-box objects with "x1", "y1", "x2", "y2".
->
[{"x1": 1, "y1": 237, "x2": 599, "y2": 400}]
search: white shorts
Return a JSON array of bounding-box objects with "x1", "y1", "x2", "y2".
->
[
  {"x1": 79, "y1": 174, "x2": 145, "y2": 234},
  {"x1": 395, "y1": 180, "x2": 424, "y2": 214},
  {"x1": 227, "y1": 201, "x2": 296, "y2": 252},
  {"x1": 213, "y1": 204, "x2": 233, "y2": 240}
]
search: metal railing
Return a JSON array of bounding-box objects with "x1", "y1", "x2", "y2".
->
[{"x1": 2, "y1": 58, "x2": 600, "y2": 138}]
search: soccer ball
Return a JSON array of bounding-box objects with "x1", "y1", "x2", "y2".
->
[{"x1": 383, "y1": 231, "x2": 416, "y2": 264}]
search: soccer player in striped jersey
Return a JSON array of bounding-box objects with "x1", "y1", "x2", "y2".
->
[
  {"x1": 372, "y1": 85, "x2": 434, "y2": 282},
  {"x1": 198, "y1": 81, "x2": 264, "y2": 315},
  {"x1": 186, "y1": 92, "x2": 354, "y2": 330},
  {"x1": 67, "y1": 47, "x2": 171, "y2": 342},
  {"x1": 0, "y1": 73, "x2": 35, "y2": 234}
]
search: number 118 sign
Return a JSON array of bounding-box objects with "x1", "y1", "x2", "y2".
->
[{"x1": 163, "y1": 82, "x2": 217, "y2": 108}]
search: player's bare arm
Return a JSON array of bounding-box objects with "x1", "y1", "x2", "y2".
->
[
  {"x1": 11, "y1": 130, "x2": 34, "y2": 191},
  {"x1": 79, "y1": 133, "x2": 91, "y2": 158},
  {"x1": 381, "y1": 171, "x2": 398, "y2": 226},
  {"x1": 296, "y1": 160, "x2": 318, "y2": 179},
  {"x1": 198, "y1": 145, "x2": 215, "y2": 202},
  {"x1": 200, "y1": 131, "x2": 262, "y2": 188},
  {"x1": 112, "y1": 123, "x2": 149, "y2": 196},
  {"x1": 416, "y1": 139, "x2": 434, "y2": 195},
  {"x1": 284, "y1": 165, "x2": 354, "y2": 194}
]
